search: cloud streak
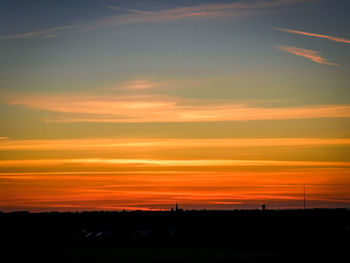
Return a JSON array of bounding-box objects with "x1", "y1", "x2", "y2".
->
[
  {"x1": 278, "y1": 45, "x2": 338, "y2": 66},
  {"x1": 0, "y1": 158, "x2": 349, "y2": 168},
  {"x1": 4, "y1": 94, "x2": 350, "y2": 123},
  {"x1": 1, "y1": 138, "x2": 350, "y2": 151},
  {"x1": 122, "y1": 79, "x2": 158, "y2": 90},
  {"x1": 277, "y1": 27, "x2": 350, "y2": 44},
  {"x1": 0, "y1": 25, "x2": 78, "y2": 40},
  {"x1": 106, "y1": 5, "x2": 155, "y2": 15},
  {"x1": 83, "y1": 0, "x2": 314, "y2": 31},
  {"x1": 0, "y1": 0, "x2": 311, "y2": 39}
]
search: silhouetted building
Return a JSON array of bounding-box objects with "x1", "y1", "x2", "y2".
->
[{"x1": 175, "y1": 203, "x2": 183, "y2": 212}]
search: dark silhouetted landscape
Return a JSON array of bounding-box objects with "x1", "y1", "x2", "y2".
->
[{"x1": 2, "y1": 209, "x2": 349, "y2": 262}]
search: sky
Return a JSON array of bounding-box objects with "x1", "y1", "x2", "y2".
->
[{"x1": 1, "y1": 0, "x2": 350, "y2": 212}]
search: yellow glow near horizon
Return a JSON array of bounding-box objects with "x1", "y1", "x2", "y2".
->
[
  {"x1": 1, "y1": 158, "x2": 350, "y2": 167},
  {"x1": 1, "y1": 137, "x2": 350, "y2": 150}
]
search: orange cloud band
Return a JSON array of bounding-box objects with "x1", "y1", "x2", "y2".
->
[
  {"x1": 4, "y1": 94, "x2": 350, "y2": 122},
  {"x1": 1, "y1": 138, "x2": 350, "y2": 151},
  {"x1": 0, "y1": 158, "x2": 349, "y2": 167}
]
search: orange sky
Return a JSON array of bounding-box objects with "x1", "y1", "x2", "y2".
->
[
  {"x1": 1, "y1": 137, "x2": 350, "y2": 211},
  {"x1": 1, "y1": 168, "x2": 350, "y2": 211}
]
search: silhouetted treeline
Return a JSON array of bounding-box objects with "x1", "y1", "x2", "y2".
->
[{"x1": 1, "y1": 209, "x2": 349, "y2": 262}]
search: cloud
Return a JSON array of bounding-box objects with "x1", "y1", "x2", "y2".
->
[
  {"x1": 277, "y1": 27, "x2": 350, "y2": 44},
  {"x1": 122, "y1": 79, "x2": 158, "y2": 90},
  {"x1": 106, "y1": 5, "x2": 155, "y2": 15},
  {"x1": 86, "y1": 0, "x2": 312, "y2": 30},
  {"x1": 1, "y1": 138, "x2": 350, "y2": 151},
  {"x1": 0, "y1": 25, "x2": 77, "y2": 40},
  {"x1": 0, "y1": 0, "x2": 311, "y2": 39},
  {"x1": 0, "y1": 158, "x2": 349, "y2": 168},
  {"x1": 278, "y1": 45, "x2": 338, "y2": 66},
  {"x1": 4, "y1": 93, "x2": 350, "y2": 123}
]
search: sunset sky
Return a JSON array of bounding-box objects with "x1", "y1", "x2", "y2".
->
[{"x1": 1, "y1": 0, "x2": 350, "y2": 212}]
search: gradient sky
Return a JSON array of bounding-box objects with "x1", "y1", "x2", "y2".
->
[{"x1": 1, "y1": 0, "x2": 350, "y2": 212}]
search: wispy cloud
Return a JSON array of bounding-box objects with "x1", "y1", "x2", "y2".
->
[
  {"x1": 0, "y1": 25, "x2": 77, "y2": 40},
  {"x1": 4, "y1": 93, "x2": 349, "y2": 123},
  {"x1": 277, "y1": 27, "x2": 350, "y2": 44},
  {"x1": 1, "y1": 138, "x2": 350, "y2": 151},
  {"x1": 0, "y1": 158, "x2": 349, "y2": 168},
  {"x1": 122, "y1": 79, "x2": 158, "y2": 90},
  {"x1": 85, "y1": 0, "x2": 312, "y2": 30},
  {"x1": 0, "y1": 0, "x2": 311, "y2": 40},
  {"x1": 106, "y1": 5, "x2": 155, "y2": 15},
  {"x1": 278, "y1": 45, "x2": 338, "y2": 66}
]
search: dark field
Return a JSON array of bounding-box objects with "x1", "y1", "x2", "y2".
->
[{"x1": 1, "y1": 209, "x2": 349, "y2": 262}]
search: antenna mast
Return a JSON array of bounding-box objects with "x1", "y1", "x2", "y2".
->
[{"x1": 303, "y1": 185, "x2": 306, "y2": 210}]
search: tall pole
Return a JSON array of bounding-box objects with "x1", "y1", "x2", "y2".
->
[{"x1": 303, "y1": 185, "x2": 306, "y2": 210}]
